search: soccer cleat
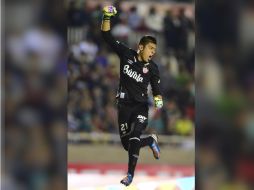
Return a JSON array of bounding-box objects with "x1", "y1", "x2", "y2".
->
[
  {"x1": 120, "y1": 173, "x2": 133, "y2": 186},
  {"x1": 149, "y1": 134, "x2": 160, "y2": 159}
]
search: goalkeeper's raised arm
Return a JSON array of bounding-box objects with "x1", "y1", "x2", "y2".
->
[
  {"x1": 101, "y1": 5, "x2": 117, "y2": 31},
  {"x1": 100, "y1": 5, "x2": 131, "y2": 57}
]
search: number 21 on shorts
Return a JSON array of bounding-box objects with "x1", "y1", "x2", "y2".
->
[{"x1": 120, "y1": 123, "x2": 128, "y2": 135}]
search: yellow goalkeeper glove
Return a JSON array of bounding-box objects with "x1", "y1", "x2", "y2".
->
[
  {"x1": 154, "y1": 96, "x2": 163, "y2": 108},
  {"x1": 102, "y1": 5, "x2": 117, "y2": 20}
]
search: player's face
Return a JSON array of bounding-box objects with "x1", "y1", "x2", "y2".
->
[{"x1": 140, "y1": 43, "x2": 157, "y2": 62}]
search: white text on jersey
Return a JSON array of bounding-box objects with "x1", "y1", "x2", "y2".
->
[{"x1": 123, "y1": 65, "x2": 143, "y2": 83}]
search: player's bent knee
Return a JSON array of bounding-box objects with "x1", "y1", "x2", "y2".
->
[
  {"x1": 121, "y1": 138, "x2": 129, "y2": 151},
  {"x1": 122, "y1": 142, "x2": 128, "y2": 151},
  {"x1": 123, "y1": 144, "x2": 128, "y2": 151}
]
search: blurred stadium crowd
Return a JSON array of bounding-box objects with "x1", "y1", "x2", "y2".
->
[
  {"x1": 196, "y1": 0, "x2": 254, "y2": 189},
  {"x1": 3, "y1": 0, "x2": 66, "y2": 189},
  {"x1": 67, "y1": 0, "x2": 195, "y2": 136}
]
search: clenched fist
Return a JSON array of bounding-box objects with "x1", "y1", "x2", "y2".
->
[{"x1": 103, "y1": 5, "x2": 117, "y2": 20}]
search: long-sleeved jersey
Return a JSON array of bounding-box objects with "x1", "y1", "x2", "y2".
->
[{"x1": 101, "y1": 30, "x2": 161, "y2": 103}]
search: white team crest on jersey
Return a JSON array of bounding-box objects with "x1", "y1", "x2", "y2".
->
[{"x1": 143, "y1": 67, "x2": 149, "y2": 73}]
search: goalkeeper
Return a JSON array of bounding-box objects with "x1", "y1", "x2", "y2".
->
[{"x1": 101, "y1": 5, "x2": 163, "y2": 186}]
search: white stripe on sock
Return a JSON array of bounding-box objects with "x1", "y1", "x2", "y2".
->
[{"x1": 129, "y1": 137, "x2": 140, "y2": 141}]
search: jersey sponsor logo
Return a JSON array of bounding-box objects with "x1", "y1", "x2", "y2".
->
[
  {"x1": 123, "y1": 65, "x2": 143, "y2": 83},
  {"x1": 137, "y1": 115, "x2": 147, "y2": 123}
]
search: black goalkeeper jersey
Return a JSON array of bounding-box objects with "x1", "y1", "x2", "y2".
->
[{"x1": 101, "y1": 31, "x2": 161, "y2": 103}]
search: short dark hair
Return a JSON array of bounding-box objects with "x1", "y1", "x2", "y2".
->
[{"x1": 139, "y1": 35, "x2": 157, "y2": 46}]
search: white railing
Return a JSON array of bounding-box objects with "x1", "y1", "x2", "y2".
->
[
  {"x1": 68, "y1": 132, "x2": 195, "y2": 148},
  {"x1": 68, "y1": 26, "x2": 88, "y2": 44}
]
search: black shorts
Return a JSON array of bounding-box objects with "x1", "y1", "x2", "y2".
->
[{"x1": 117, "y1": 101, "x2": 148, "y2": 138}]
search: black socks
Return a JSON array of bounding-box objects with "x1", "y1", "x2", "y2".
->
[{"x1": 128, "y1": 137, "x2": 141, "y2": 176}]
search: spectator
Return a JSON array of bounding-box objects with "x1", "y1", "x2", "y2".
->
[
  {"x1": 174, "y1": 114, "x2": 194, "y2": 136},
  {"x1": 164, "y1": 100, "x2": 181, "y2": 135},
  {"x1": 79, "y1": 39, "x2": 99, "y2": 62},
  {"x1": 144, "y1": 6, "x2": 163, "y2": 33},
  {"x1": 177, "y1": 7, "x2": 193, "y2": 59},
  {"x1": 67, "y1": 1, "x2": 90, "y2": 27},
  {"x1": 128, "y1": 6, "x2": 143, "y2": 30},
  {"x1": 163, "y1": 9, "x2": 178, "y2": 54},
  {"x1": 112, "y1": 16, "x2": 132, "y2": 45}
]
